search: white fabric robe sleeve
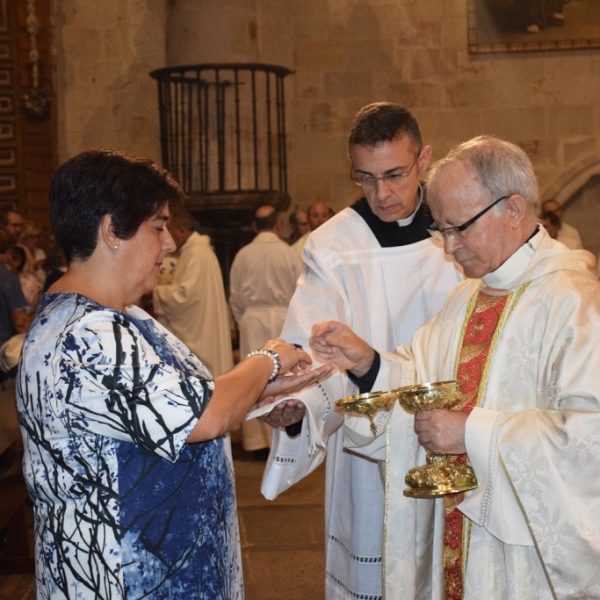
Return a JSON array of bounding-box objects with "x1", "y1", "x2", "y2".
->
[
  {"x1": 342, "y1": 349, "x2": 416, "y2": 460},
  {"x1": 459, "y1": 271, "x2": 600, "y2": 565},
  {"x1": 261, "y1": 225, "x2": 366, "y2": 498}
]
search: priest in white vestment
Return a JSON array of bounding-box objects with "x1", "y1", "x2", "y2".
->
[
  {"x1": 541, "y1": 198, "x2": 582, "y2": 250},
  {"x1": 153, "y1": 207, "x2": 233, "y2": 376},
  {"x1": 230, "y1": 205, "x2": 302, "y2": 454},
  {"x1": 260, "y1": 103, "x2": 462, "y2": 599},
  {"x1": 310, "y1": 136, "x2": 600, "y2": 599}
]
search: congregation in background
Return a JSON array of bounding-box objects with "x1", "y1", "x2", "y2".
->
[{"x1": 0, "y1": 209, "x2": 67, "y2": 379}]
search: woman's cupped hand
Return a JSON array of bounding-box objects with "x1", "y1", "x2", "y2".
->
[{"x1": 258, "y1": 339, "x2": 334, "y2": 400}]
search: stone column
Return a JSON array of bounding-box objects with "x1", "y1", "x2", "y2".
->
[
  {"x1": 166, "y1": 0, "x2": 259, "y2": 65},
  {"x1": 163, "y1": 0, "x2": 295, "y2": 292}
]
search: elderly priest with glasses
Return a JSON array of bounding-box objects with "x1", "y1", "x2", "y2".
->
[{"x1": 309, "y1": 135, "x2": 600, "y2": 599}]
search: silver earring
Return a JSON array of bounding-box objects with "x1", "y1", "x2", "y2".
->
[{"x1": 114, "y1": 244, "x2": 119, "y2": 250}]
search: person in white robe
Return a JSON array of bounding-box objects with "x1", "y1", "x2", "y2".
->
[
  {"x1": 292, "y1": 200, "x2": 332, "y2": 255},
  {"x1": 287, "y1": 207, "x2": 309, "y2": 245},
  {"x1": 541, "y1": 198, "x2": 582, "y2": 250},
  {"x1": 310, "y1": 135, "x2": 600, "y2": 599},
  {"x1": 153, "y1": 207, "x2": 233, "y2": 376},
  {"x1": 229, "y1": 205, "x2": 302, "y2": 454},
  {"x1": 260, "y1": 103, "x2": 463, "y2": 599}
]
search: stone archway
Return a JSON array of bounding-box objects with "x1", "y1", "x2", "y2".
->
[
  {"x1": 565, "y1": 174, "x2": 600, "y2": 257},
  {"x1": 540, "y1": 158, "x2": 600, "y2": 256}
]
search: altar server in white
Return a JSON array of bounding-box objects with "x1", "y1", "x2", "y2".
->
[
  {"x1": 260, "y1": 103, "x2": 462, "y2": 599},
  {"x1": 230, "y1": 205, "x2": 303, "y2": 454},
  {"x1": 153, "y1": 207, "x2": 233, "y2": 376},
  {"x1": 310, "y1": 135, "x2": 600, "y2": 599},
  {"x1": 541, "y1": 198, "x2": 582, "y2": 250}
]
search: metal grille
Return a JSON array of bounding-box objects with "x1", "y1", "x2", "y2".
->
[{"x1": 150, "y1": 63, "x2": 292, "y2": 198}]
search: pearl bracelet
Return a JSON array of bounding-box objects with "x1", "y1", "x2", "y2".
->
[{"x1": 244, "y1": 349, "x2": 281, "y2": 382}]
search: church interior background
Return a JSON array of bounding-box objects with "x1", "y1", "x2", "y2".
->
[
  {"x1": 3, "y1": 0, "x2": 600, "y2": 255},
  {"x1": 1, "y1": 0, "x2": 600, "y2": 596}
]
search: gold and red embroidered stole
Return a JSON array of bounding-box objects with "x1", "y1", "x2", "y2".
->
[{"x1": 443, "y1": 289, "x2": 510, "y2": 600}]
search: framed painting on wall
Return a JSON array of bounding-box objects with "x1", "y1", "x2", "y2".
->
[{"x1": 468, "y1": 0, "x2": 600, "y2": 54}]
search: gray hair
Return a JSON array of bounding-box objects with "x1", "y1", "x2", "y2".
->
[{"x1": 427, "y1": 136, "x2": 539, "y2": 215}]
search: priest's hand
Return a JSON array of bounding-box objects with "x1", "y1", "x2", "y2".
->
[
  {"x1": 414, "y1": 409, "x2": 468, "y2": 454},
  {"x1": 257, "y1": 396, "x2": 306, "y2": 428},
  {"x1": 310, "y1": 320, "x2": 375, "y2": 376}
]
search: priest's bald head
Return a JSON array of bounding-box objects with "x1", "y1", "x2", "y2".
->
[
  {"x1": 254, "y1": 205, "x2": 283, "y2": 238},
  {"x1": 306, "y1": 201, "x2": 331, "y2": 231},
  {"x1": 426, "y1": 136, "x2": 540, "y2": 279},
  {"x1": 348, "y1": 102, "x2": 432, "y2": 223}
]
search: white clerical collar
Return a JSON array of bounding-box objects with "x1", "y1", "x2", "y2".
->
[
  {"x1": 482, "y1": 227, "x2": 542, "y2": 289},
  {"x1": 396, "y1": 184, "x2": 423, "y2": 227}
]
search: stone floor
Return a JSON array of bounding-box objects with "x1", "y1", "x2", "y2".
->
[
  {"x1": 0, "y1": 434, "x2": 326, "y2": 600},
  {"x1": 235, "y1": 450, "x2": 325, "y2": 599}
]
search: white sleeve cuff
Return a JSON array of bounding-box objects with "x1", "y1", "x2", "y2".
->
[{"x1": 460, "y1": 407, "x2": 533, "y2": 546}]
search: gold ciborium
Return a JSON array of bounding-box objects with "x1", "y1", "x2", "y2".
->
[
  {"x1": 397, "y1": 380, "x2": 478, "y2": 498},
  {"x1": 336, "y1": 389, "x2": 403, "y2": 435}
]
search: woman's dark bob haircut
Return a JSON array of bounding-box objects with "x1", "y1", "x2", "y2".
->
[{"x1": 50, "y1": 149, "x2": 184, "y2": 263}]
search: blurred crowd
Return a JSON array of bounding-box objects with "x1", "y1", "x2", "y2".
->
[
  {"x1": 0, "y1": 209, "x2": 66, "y2": 312},
  {"x1": 0, "y1": 209, "x2": 66, "y2": 376}
]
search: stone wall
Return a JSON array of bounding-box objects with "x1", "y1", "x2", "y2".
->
[
  {"x1": 54, "y1": 0, "x2": 600, "y2": 250},
  {"x1": 52, "y1": 0, "x2": 167, "y2": 163}
]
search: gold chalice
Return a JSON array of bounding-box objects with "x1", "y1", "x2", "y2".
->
[
  {"x1": 397, "y1": 380, "x2": 478, "y2": 498},
  {"x1": 336, "y1": 389, "x2": 403, "y2": 435}
]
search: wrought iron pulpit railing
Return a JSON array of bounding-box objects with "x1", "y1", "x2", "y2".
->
[
  {"x1": 150, "y1": 63, "x2": 293, "y2": 292},
  {"x1": 150, "y1": 63, "x2": 293, "y2": 213}
]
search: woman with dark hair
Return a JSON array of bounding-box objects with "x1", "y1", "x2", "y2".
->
[{"x1": 17, "y1": 150, "x2": 328, "y2": 599}]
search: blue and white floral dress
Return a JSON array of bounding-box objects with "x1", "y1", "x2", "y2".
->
[{"x1": 17, "y1": 293, "x2": 243, "y2": 599}]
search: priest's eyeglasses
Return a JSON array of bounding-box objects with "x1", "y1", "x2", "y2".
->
[
  {"x1": 351, "y1": 152, "x2": 421, "y2": 189},
  {"x1": 427, "y1": 195, "x2": 510, "y2": 242}
]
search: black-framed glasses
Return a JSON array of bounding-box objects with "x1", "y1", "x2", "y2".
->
[
  {"x1": 351, "y1": 152, "x2": 421, "y2": 188},
  {"x1": 427, "y1": 195, "x2": 511, "y2": 242}
]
